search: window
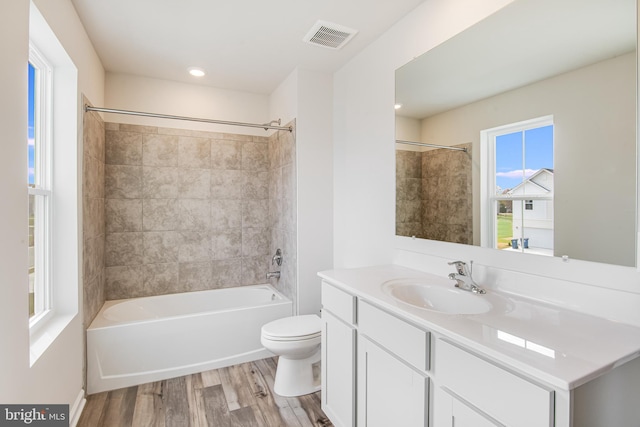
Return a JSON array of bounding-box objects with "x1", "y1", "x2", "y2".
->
[
  {"x1": 28, "y1": 46, "x2": 53, "y2": 324},
  {"x1": 481, "y1": 116, "x2": 554, "y2": 256},
  {"x1": 28, "y1": 0, "x2": 79, "y2": 364}
]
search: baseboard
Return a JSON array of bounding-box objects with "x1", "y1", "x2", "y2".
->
[{"x1": 69, "y1": 389, "x2": 86, "y2": 427}]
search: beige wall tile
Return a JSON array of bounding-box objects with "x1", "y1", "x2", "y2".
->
[
  {"x1": 143, "y1": 263, "x2": 179, "y2": 296},
  {"x1": 143, "y1": 166, "x2": 179, "y2": 199},
  {"x1": 241, "y1": 227, "x2": 269, "y2": 257},
  {"x1": 142, "y1": 199, "x2": 181, "y2": 231},
  {"x1": 241, "y1": 142, "x2": 268, "y2": 171},
  {"x1": 242, "y1": 200, "x2": 269, "y2": 228},
  {"x1": 178, "y1": 136, "x2": 211, "y2": 168},
  {"x1": 105, "y1": 265, "x2": 144, "y2": 299},
  {"x1": 211, "y1": 229, "x2": 242, "y2": 260},
  {"x1": 105, "y1": 232, "x2": 143, "y2": 267},
  {"x1": 142, "y1": 134, "x2": 178, "y2": 167},
  {"x1": 105, "y1": 199, "x2": 142, "y2": 233},
  {"x1": 106, "y1": 130, "x2": 143, "y2": 165},
  {"x1": 105, "y1": 164, "x2": 142, "y2": 199},
  {"x1": 243, "y1": 171, "x2": 269, "y2": 200},
  {"x1": 211, "y1": 199, "x2": 242, "y2": 229},
  {"x1": 210, "y1": 170, "x2": 243, "y2": 199},
  {"x1": 179, "y1": 169, "x2": 210, "y2": 199},
  {"x1": 211, "y1": 140, "x2": 242, "y2": 170},
  {"x1": 211, "y1": 259, "x2": 242, "y2": 288},
  {"x1": 143, "y1": 231, "x2": 181, "y2": 264},
  {"x1": 179, "y1": 261, "x2": 212, "y2": 291},
  {"x1": 179, "y1": 199, "x2": 211, "y2": 231},
  {"x1": 178, "y1": 231, "x2": 211, "y2": 263}
]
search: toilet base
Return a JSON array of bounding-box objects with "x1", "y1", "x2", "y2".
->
[{"x1": 273, "y1": 350, "x2": 321, "y2": 397}]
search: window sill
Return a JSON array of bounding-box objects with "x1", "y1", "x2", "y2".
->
[{"x1": 29, "y1": 312, "x2": 75, "y2": 366}]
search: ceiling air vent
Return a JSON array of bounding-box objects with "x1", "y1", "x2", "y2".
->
[{"x1": 303, "y1": 20, "x2": 358, "y2": 50}]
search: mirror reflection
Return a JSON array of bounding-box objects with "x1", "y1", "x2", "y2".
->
[{"x1": 395, "y1": 0, "x2": 637, "y2": 267}]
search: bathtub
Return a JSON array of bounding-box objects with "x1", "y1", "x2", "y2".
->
[{"x1": 86, "y1": 284, "x2": 292, "y2": 394}]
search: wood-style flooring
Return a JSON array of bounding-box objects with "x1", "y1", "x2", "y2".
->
[{"x1": 77, "y1": 357, "x2": 332, "y2": 427}]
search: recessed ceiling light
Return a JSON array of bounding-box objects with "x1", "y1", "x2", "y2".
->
[
  {"x1": 394, "y1": 103, "x2": 403, "y2": 110},
  {"x1": 188, "y1": 67, "x2": 206, "y2": 77}
]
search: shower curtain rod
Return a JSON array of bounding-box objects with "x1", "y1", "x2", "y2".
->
[
  {"x1": 84, "y1": 105, "x2": 293, "y2": 132},
  {"x1": 396, "y1": 139, "x2": 468, "y2": 153},
  {"x1": 396, "y1": 139, "x2": 468, "y2": 152}
]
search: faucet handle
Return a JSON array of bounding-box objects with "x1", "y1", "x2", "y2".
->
[
  {"x1": 272, "y1": 249, "x2": 282, "y2": 266},
  {"x1": 448, "y1": 260, "x2": 466, "y2": 275}
]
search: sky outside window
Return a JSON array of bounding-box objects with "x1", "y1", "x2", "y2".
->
[
  {"x1": 495, "y1": 125, "x2": 553, "y2": 192},
  {"x1": 28, "y1": 63, "x2": 35, "y2": 185}
]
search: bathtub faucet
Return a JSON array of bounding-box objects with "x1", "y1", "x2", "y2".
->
[{"x1": 266, "y1": 271, "x2": 281, "y2": 279}]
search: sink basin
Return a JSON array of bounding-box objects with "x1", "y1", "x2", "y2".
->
[{"x1": 382, "y1": 279, "x2": 492, "y2": 314}]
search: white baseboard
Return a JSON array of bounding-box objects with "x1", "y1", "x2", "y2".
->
[{"x1": 69, "y1": 389, "x2": 86, "y2": 427}]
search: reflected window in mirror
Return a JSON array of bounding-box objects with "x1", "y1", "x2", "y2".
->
[{"x1": 482, "y1": 116, "x2": 554, "y2": 255}]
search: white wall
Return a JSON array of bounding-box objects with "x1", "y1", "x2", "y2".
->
[
  {"x1": 333, "y1": 0, "x2": 513, "y2": 268},
  {"x1": 332, "y1": 0, "x2": 640, "y2": 327},
  {"x1": 270, "y1": 68, "x2": 334, "y2": 315},
  {"x1": 0, "y1": 0, "x2": 104, "y2": 418},
  {"x1": 105, "y1": 73, "x2": 271, "y2": 136},
  {"x1": 0, "y1": 0, "x2": 31, "y2": 405}
]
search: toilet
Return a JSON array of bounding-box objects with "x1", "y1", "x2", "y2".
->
[{"x1": 261, "y1": 314, "x2": 322, "y2": 397}]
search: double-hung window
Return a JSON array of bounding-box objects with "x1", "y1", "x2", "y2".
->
[
  {"x1": 481, "y1": 116, "x2": 554, "y2": 256},
  {"x1": 28, "y1": 46, "x2": 53, "y2": 325}
]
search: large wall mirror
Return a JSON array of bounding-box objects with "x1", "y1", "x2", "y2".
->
[{"x1": 395, "y1": 0, "x2": 637, "y2": 267}]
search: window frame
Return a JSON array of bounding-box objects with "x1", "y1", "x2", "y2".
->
[
  {"x1": 28, "y1": 44, "x2": 54, "y2": 330},
  {"x1": 480, "y1": 115, "x2": 554, "y2": 250}
]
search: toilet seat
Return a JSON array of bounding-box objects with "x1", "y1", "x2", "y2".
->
[{"x1": 261, "y1": 314, "x2": 321, "y2": 341}]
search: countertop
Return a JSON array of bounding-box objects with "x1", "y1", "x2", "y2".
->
[{"x1": 318, "y1": 265, "x2": 640, "y2": 390}]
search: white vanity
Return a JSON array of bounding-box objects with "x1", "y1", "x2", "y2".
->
[{"x1": 319, "y1": 265, "x2": 640, "y2": 427}]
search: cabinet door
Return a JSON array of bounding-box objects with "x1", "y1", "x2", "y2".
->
[
  {"x1": 435, "y1": 388, "x2": 500, "y2": 427},
  {"x1": 322, "y1": 310, "x2": 356, "y2": 427},
  {"x1": 357, "y1": 336, "x2": 428, "y2": 427},
  {"x1": 452, "y1": 398, "x2": 500, "y2": 427}
]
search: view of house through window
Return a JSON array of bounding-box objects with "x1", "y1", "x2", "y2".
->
[
  {"x1": 490, "y1": 118, "x2": 554, "y2": 256},
  {"x1": 28, "y1": 49, "x2": 52, "y2": 321}
]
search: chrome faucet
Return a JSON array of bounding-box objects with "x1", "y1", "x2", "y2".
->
[
  {"x1": 266, "y1": 271, "x2": 281, "y2": 279},
  {"x1": 266, "y1": 249, "x2": 282, "y2": 279},
  {"x1": 448, "y1": 260, "x2": 486, "y2": 294}
]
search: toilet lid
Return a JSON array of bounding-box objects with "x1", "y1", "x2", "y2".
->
[{"x1": 262, "y1": 314, "x2": 321, "y2": 340}]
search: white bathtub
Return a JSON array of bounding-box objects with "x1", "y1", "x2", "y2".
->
[{"x1": 87, "y1": 284, "x2": 292, "y2": 394}]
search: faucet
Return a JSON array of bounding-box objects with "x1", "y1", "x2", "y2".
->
[
  {"x1": 266, "y1": 249, "x2": 282, "y2": 279},
  {"x1": 447, "y1": 260, "x2": 486, "y2": 294}
]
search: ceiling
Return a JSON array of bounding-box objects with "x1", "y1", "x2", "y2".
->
[{"x1": 70, "y1": 0, "x2": 425, "y2": 94}]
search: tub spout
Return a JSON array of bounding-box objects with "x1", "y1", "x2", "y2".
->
[{"x1": 266, "y1": 271, "x2": 281, "y2": 279}]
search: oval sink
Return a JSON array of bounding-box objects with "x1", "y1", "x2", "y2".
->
[{"x1": 382, "y1": 279, "x2": 492, "y2": 314}]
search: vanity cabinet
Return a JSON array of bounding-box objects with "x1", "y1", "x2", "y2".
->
[
  {"x1": 321, "y1": 282, "x2": 357, "y2": 427},
  {"x1": 357, "y1": 300, "x2": 430, "y2": 427},
  {"x1": 436, "y1": 339, "x2": 554, "y2": 427},
  {"x1": 434, "y1": 388, "x2": 501, "y2": 427},
  {"x1": 319, "y1": 266, "x2": 640, "y2": 427}
]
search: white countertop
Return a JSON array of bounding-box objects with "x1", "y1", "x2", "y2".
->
[{"x1": 318, "y1": 265, "x2": 640, "y2": 390}]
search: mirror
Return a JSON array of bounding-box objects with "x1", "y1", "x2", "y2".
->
[{"x1": 395, "y1": 0, "x2": 637, "y2": 267}]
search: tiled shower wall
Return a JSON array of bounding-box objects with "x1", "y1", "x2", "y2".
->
[
  {"x1": 82, "y1": 103, "x2": 106, "y2": 327},
  {"x1": 396, "y1": 144, "x2": 472, "y2": 244},
  {"x1": 101, "y1": 122, "x2": 297, "y2": 304},
  {"x1": 268, "y1": 125, "x2": 297, "y2": 309}
]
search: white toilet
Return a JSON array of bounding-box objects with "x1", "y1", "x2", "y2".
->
[{"x1": 261, "y1": 314, "x2": 322, "y2": 397}]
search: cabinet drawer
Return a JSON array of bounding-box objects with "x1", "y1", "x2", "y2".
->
[
  {"x1": 358, "y1": 301, "x2": 430, "y2": 372},
  {"x1": 322, "y1": 281, "x2": 356, "y2": 325},
  {"x1": 437, "y1": 339, "x2": 554, "y2": 427}
]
